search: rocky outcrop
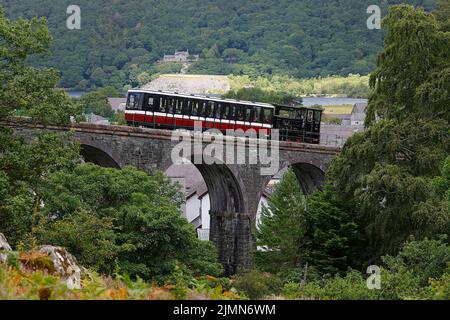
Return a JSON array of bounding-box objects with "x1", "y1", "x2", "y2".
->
[
  {"x1": 37, "y1": 245, "x2": 82, "y2": 290},
  {"x1": 0, "y1": 233, "x2": 12, "y2": 264}
]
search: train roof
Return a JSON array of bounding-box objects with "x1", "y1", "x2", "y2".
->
[{"x1": 128, "y1": 89, "x2": 276, "y2": 109}]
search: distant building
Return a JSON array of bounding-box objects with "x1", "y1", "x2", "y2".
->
[
  {"x1": 351, "y1": 102, "x2": 367, "y2": 126},
  {"x1": 163, "y1": 50, "x2": 199, "y2": 63},
  {"x1": 108, "y1": 98, "x2": 127, "y2": 112}
]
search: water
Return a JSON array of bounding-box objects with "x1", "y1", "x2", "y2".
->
[
  {"x1": 302, "y1": 97, "x2": 368, "y2": 106},
  {"x1": 66, "y1": 91, "x2": 85, "y2": 99}
]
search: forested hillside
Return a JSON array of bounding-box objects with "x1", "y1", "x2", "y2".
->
[{"x1": 2, "y1": 0, "x2": 436, "y2": 90}]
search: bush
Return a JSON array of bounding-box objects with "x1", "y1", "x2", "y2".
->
[
  {"x1": 233, "y1": 270, "x2": 283, "y2": 299},
  {"x1": 36, "y1": 164, "x2": 223, "y2": 280},
  {"x1": 298, "y1": 271, "x2": 378, "y2": 300}
]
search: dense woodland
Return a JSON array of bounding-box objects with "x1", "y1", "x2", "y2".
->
[
  {"x1": 2, "y1": 0, "x2": 437, "y2": 91},
  {"x1": 0, "y1": 2, "x2": 449, "y2": 300}
]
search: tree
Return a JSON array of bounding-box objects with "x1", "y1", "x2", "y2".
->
[
  {"x1": 304, "y1": 186, "x2": 361, "y2": 275},
  {"x1": 328, "y1": 5, "x2": 450, "y2": 262},
  {"x1": 256, "y1": 169, "x2": 307, "y2": 273},
  {"x1": 0, "y1": 9, "x2": 81, "y2": 248},
  {"x1": 225, "y1": 87, "x2": 296, "y2": 105},
  {"x1": 366, "y1": 5, "x2": 450, "y2": 126},
  {"x1": 0, "y1": 131, "x2": 80, "y2": 247},
  {"x1": 37, "y1": 164, "x2": 223, "y2": 280},
  {"x1": 0, "y1": 7, "x2": 79, "y2": 125},
  {"x1": 79, "y1": 90, "x2": 114, "y2": 119}
]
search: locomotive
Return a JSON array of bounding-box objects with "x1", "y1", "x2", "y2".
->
[{"x1": 125, "y1": 89, "x2": 322, "y2": 143}]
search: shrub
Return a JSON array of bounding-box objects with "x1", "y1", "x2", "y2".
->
[{"x1": 233, "y1": 270, "x2": 283, "y2": 299}]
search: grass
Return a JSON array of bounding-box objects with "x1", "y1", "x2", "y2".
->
[{"x1": 322, "y1": 104, "x2": 354, "y2": 115}]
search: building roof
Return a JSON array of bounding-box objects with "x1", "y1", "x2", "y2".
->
[
  {"x1": 351, "y1": 103, "x2": 367, "y2": 122},
  {"x1": 352, "y1": 103, "x2": 367, "y2": 114},
  {"x1": 108, "y1": 98, "x2": 127, "y2": 112}
]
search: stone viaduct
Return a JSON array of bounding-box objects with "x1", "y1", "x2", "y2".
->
[{"x1": 5, "y1": 120, "x2": 340, "y2": 275}]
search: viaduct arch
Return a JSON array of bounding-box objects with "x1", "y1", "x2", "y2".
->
[{"x1": 5, "y1": 121, "x2": 339, "y2": 274}]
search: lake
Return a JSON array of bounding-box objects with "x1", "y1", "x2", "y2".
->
[{"x1": 67, "y1": 91, "x2": 85, "y2": 98}]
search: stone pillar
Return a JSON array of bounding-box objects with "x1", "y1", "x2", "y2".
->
[{"x1": 209, "y1": 211, "x2": 253, "y2": 275}]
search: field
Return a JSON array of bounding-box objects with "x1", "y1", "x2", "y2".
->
[{"x1": 321, "y1": 105, "x2": 354, "y2": 115}]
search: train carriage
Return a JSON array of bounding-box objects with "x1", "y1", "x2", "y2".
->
[{"x1": 125, "y1": 89, "x2": 321, "y2": 144}]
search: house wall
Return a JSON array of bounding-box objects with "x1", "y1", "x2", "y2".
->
[
  {"x1": 185, "y1": 195, "x2": 201, "y2": 223},
  {"x1": 200, "y1": 194, "x2": 211, "y2": 229}
]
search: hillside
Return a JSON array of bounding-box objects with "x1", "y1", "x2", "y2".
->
[
  {"x1": 142, "y1": 74, "x2": 231, "y2": 94},
  {"x1": 2, "y1": 0, "x2": 437, "y2": 90}
]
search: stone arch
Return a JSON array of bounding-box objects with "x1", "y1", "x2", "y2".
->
[
  {"x1": 289, "y1": 162, "x2": 326, "y2": 195},
  {"x1": 166, "y1": 154, "x2": 248, "y2": 275},
  {"x1": 166, "y1": 154, "x2": 246, "y2": 214},
  {"x1": 80, "y1": 144, "x2": 121, "y2": 169}
]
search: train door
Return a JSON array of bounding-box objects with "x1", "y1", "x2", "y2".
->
[{"x1": 143, "y1": 93, "x2": 158, "y2": 127}]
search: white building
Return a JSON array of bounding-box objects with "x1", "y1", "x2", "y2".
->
[
  {"x1": 350, "y1": 103, "x2": 367, "y2": 126},
  {"x1": 163, "y1": 50, "x2": 199, "y2": 63}
]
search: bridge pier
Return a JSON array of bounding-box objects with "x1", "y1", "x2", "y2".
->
[{"x1": 209, "y1": 211, "x2": 253, "y2": 275}]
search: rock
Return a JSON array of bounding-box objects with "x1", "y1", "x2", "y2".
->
[
  {"x1": 0, "y1": 233, "x2": 12, "y2": 264},
  {"x1": 38, "y1": 245, "x2": 82, "y2": 290}
]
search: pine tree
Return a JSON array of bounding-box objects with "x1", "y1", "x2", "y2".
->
[
  {"x1": 256, "y1": 169, "x2": 307, "y2": 273},
  {"x1": 329, "y1": 5, "x2": 450, "y2": 260}
]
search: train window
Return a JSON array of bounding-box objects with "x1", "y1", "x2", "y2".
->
[
  {"x1": 198, "y1": 101, "x2": 206, "y2": 117},
  {"x1": 191, "y1": 100, "x2": 199, "y2": 116},
  {"x1": 314, "y1": 110, "x2": 321, "y2": 122},
  {"x1": 182, "y1": 99, "x2": 191, "y2": 115},
  {"x1": 263, "y1": 108, "x2": 273, "y2": 124},
  {"x1": 236, "y1": 105, "x2": 244, "y2": 121},
  {"x1": 254, "y1": 107, "x2": 262, "y2": 123},
  {"x1": 296, "y1": 109, "x2": 305, "y2": 120},
  {"x1": 206, "y1": 101, "x2": 215, "y2": 118},
  {"x1": 159, "y1": 97, "x2": 167, "y2": 113},
  {"x1": 174, "y1": 98, "x2": 182, "y2": 114},
  {"x1": 215, "y1": 103, "x2": 222, "y2": 118},
  {"x1": 245, "y1": 107, "x2": 252, "y2": 122},
  {"x1": 169, "y1": 98, "x2": 176, "y2": 113},
  {"x1": 147, "y1": 96, "x2": 154, "y2": 110},
  {"x1": 307, "y1": 110, "x2": 314, "y2": 122},
  {"x1": 279, "y1": 109, "x2": 290, "y2": 118},
  {"x1": 222, "y1": 104, "x2": 229, "y2": 120},
  {"x1": 126, "y1": 93, "x2": 142, "y2": 110}
]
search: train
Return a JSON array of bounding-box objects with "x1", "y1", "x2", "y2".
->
[{"x1": 125, "y1": 89, "x2": 322, "y2": 143}]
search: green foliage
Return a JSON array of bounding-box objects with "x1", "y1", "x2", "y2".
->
[
  {"x1": 230, "y1": 74, "x2": 370, "y2": 98},
  {"x1": 234, "y1": 270, "x2": 283, "y2": 299},
  {"x1": 257, "y1": 172, "x2": 360, "y2": 276},
  {"x1": 256, "y1": 169, "x2": 307, "y2": 272},
  {"x1": 327, "y1": 4, "x2": 450, "y2": 262},
  {"x1": 112, "y1": 110, "x2": 127, "y2": 125},
  {"x1": 36, "y1": 208, "x2": 122, "y2": 275},
  {"x1": 304, "y1": 186, "x2": 361, "y2": 274},
  {"x1": 225, "y1": 87, "x2": 296, "y2": 105},
  {"x1": 36, "y1": 163, "x2": 222, "y2": 280},
  {"x1": 381, "y1": 237, "x2": 450, "y2": 287},
  {"x1": 2, "y1": 0, "x2": 419, "y2": 90},
  {"x1": 366, "y1": 4, "x2": 450, "y2": 125},
  {"x1": 79, "y1": 90, "x2": 114, "y2": 119},
  {"x1": 279, "y1": 239, "x2": 450, "y2": 300},
  {"x1": 0, "y1": 130, "x2": 80, "y2": 246},
  {"x1": 0, "y1": 261, "x2": 241, "y2": 300},
  {"x1": 0, "y1": 7, "x2": 80, "y2": 124}
]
